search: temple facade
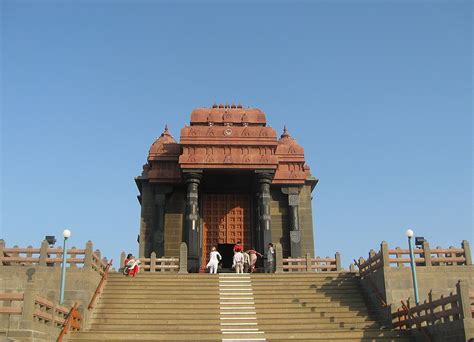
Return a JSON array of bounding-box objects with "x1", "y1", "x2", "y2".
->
[{"x1": 135, "y1": 104, "x2": 318, "y2": 272}]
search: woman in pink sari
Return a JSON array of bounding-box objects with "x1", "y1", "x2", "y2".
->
[{"x1": 246, "y1": 248, "x2": 263, "y2": 273}]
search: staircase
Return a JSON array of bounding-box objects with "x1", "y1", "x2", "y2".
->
[{"x1": 68, "y1": 272, "x2": 413, "y2": 341}]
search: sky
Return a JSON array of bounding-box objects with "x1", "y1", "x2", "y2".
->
[{"x1": 1, "y1": 0, "x2": 472, "y2": 268}]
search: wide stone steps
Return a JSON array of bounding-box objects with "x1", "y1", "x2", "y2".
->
[
  {"x1": 91, "y1": 309, "x2": 373, "y2": 316},
  {"x1": 68, "y1": 329, "x2": 412, "y2": 341},
  {"x1": 67, "y1": 273, "x2": 413, "y2": 341}
]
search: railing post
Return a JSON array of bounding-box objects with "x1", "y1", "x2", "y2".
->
[
  {"x1": 20, "y1": 282, "x2": 35, "y2": 330},
  {"x1": 436, "y1": 246, "x2": 444, "y2": 266},
  {"x1": 178, "y1": 242, "x2": 188, "y2": 274},
  {"x1": 456, "y1": 280, "x2": 471, "y2": 320},
  {"x1": 275, "y1": 242, "x2": 283, "y2": 273},
  {"x1": 84, "y1": 241, "x2": 93, "y2": 270},
  {"x1": 0, "y1": 239, "x2": 5, "y2": 267},
  {"x1": 335, "y1": 252, "x2": 341, "y2": 271},
  {"x1": 369, "y1": 249, "x2": 376, "y2": 259},
  {"x1": 150, "y1": 252, "x2": 156, "y2": 272},
  {"x1": 95, "y1": 249, "x2": 101, "y2": 264},
  {"x1": 70, "y1": 246, "x2": 77, "y2": 269},
  {"x1": 381, "y1": 241, "x2": 389, "y2": 268},
  {"x1": 461, "y1": 240, "x2": 472, "y2": 265},
  {"x1": 120, "y1": 251, "x2": 126, "y2": 268},
  {"x1": 395, "y1": 247, "x2": 404, "y2": 267},
  {"x1": 39, "y1": 239, "x2": 49, "y2": 266},
  {"x1": 305, "y1": 252, "x2": 312, "y2": 272},
  {"x1": 422, "y1": 240, "x2": 431, "y2": 266},
  {"x1": 358, "y1": 257, "x2": 365, "y2": 276}
]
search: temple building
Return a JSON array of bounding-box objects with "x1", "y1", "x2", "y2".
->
[{"x1": 135, "y1": 103, "x2": 318, "y2": 272}]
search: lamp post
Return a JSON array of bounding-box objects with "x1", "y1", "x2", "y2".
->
[
  {"x1": 59, "y1": 229, "x2": 71, "y2": 305},
  {"x1": 405, "y1": 229, "x2": 420, "y2": 305}
]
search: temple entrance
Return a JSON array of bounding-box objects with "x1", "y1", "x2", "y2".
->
[
  {"x1": 201, "y1": 193, "x2": 251, "y2": 269},
  {"x1": 217, "y1": 244, "x2": 234, "y2": 269}
]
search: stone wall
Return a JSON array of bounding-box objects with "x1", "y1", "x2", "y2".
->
[
  {"x1": 164, "y1": 187, "x2": 185, "y2": 257},
  {"x1": 270, "y1": 187, "x2": 289, "y2": 256},
  {"x1": 0, "y1": 265, "x2": 101, "y2": 340},
  {"x1": 298, "y1": 183, "x2": 315, "y2": 257},
  {"x1": 358, "y1": 240, "x2": 473, "y2": 329}
]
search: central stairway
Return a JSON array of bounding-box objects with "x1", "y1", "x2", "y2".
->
[{"x1": 68, "y1": 272, "x2": 413, "y2": 341}]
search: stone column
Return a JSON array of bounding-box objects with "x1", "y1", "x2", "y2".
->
[
  {"x1": 152, "y1": 184, "x2": 173, "y2": 258},
  {"x1": 253, "y1": 191, "x2": 261, "y2": 252},
  {"x1": 138, "y1": 180, "x2": 154, "y2": 258},
  {"x1": 154, "y1": 194, "x2": 166, "y2": 257},
  {"x1": 282, "y1": 187, "x2": 302, "y2": 257},
  {"x1": 184, "y1": 171, "x2": 202, "y2": 273},
  {"x1": 256, "y1": 171, "x2": 274, "y2": 250}
]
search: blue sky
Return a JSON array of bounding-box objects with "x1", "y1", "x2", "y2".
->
[{"x1": 1, "y1": 0, "x2": 472, "y2": 267}]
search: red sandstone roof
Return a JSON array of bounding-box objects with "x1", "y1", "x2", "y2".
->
[
  {"x1": 145, "y1": 106, "x2": 313, "y2": 185},
  {"x1": 190, "y1": 103, "x2": 266, "y2": 125},
  {"x1": 148, "y1": 125, "x2": 181, "y2": 161}
]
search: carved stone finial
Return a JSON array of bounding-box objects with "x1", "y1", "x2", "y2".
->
[
  {"x1": 212, "y1": 101, "x2": 217, "y2": 108},
  {"x1": 231, "y1": 102, "x2": 236, "y2": 108},
  {"x1": 237, "y1": 102, "x2": 242, "y2": 108},
  {"x1": 161, "y1": 125, "x2": 170, "y2": 137},
  {"x1": 218, "y1": 103, "x2": 224, "y2": 108},
  {"x1": 281, "y1": 125, "x2": 290, "y2": 138},
  {"x1": 225, "y1": 101, "x2": 229, "y2": 108}
]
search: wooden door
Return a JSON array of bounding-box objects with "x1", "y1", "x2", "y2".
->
[{"x1": 202, "y1": 194, "x2": 250, "y2": 267}]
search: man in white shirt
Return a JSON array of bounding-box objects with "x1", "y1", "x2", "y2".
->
[
  {"x1": 206, "y1": 246, "x2": 222, "y2": 274},
  {"x1": 233, "y1": 250, "x2": 244, "y2": 274}
]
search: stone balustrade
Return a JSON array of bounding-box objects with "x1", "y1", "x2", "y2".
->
[
  {"x1": 356, "y1": 240, "x2": 472, "y2": 278},
  {"x1": 0, "y1": 287, "x2": 82, "y2": 339},
  {"x1": 274, "y1": 243, "x2": 342, "y2": 272},
  {"x1": 0, "y1": 239, "x2": 109, "y2": 276},
  {"x1": 392, "y1": 280, "x2": 473, "y2": 340},
  {"x1": 119, "y1": 251, "x2": 180, "y2": 272}
]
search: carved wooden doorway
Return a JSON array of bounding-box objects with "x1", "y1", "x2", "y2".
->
[{"x1": 201, "y1": 193, "x2": 251, "y2": 269}]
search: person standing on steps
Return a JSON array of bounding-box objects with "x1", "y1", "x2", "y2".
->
[
  {"x1": 206, "y1": 246, "x2": 222, "y2": 274},
  {"x1": 246, "y1": 247, "x2": 263, "y2": 273},
  {"x1": 265, "y1": 243, "x2": 275, "y2": 273},
  {"x1": 233, "y1": 241, "x2": 242, "y2": 253},
  {"x1": 232, "y1": 250, "x2": 244, "y2": 274},
  {"x1": 243, "y1": 250, "x2": 250, "y2": 273}
]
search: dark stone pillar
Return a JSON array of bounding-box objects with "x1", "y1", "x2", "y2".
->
[
  {"x1": 282, "y1": 186, "x2": 302, "y2": 257},
  {"x1": 184, "y1": 171, "x2": 202, "y2": 273},
  {"x1": 253, "y1": 191, "x2": 261, "y2": 252},
  {"x1": 137, "y1": 179, "x2": 154, "y2": 258},
  {"x1": 154, "y1": 194, "x2": 166, "y2": 257},
  {"x1": 256, "y1": 171, "x2": 274, "y2": 250},
  {"x1": 151, "y1": 185, "x2": 173, "y2": 258}
]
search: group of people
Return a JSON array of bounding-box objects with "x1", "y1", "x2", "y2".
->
[
  {"x1": 206, "y1": 242, "x2": 275, "y2": 274},
  {"x1": 122, "y1": 242, "x2": 276, "y2": 277}
]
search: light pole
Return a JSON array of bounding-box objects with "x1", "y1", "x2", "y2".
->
[
  {"x1": 59, "y1": 229, "x2": 71, "y2": 305},
  {"x1": 405, "y1": 229, "x2": 419, "y2": 305}
]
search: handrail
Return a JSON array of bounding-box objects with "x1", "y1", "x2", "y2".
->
[
  {"x1": 399, "y1": 300, "x2": 433, "y2": 342},
  {"x1": 88, "y1": 259, "x2": 113, "y2": 310},
  {"x1": 57, "y1": 302, "x2": 82, "y2": 341},
  {"x1": 354, "y1": 259, "x2": 387, "y2": 307}
]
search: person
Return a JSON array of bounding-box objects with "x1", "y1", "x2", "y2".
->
[
  {"x1": 243, "y1": 251, "x2": 250, "y2": 273},
  {"x1": 232, "y1": 250, "x2": 244, "y2": 274},
  {"x1": 246, "y1": 248, "x2": 263, "y2": 273},
  {"x1": 233, "y1": 241, "x2": 242, "y2": 253},
  {"x1": 265, "y1": 243, "x2": 275, "y2": 273},
  {"x1": 206, "y1": 246, "x2": 222, "y2": 274},
  {"x1": 123, "y1": 253, "x2": 141, "y2": 277}
]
